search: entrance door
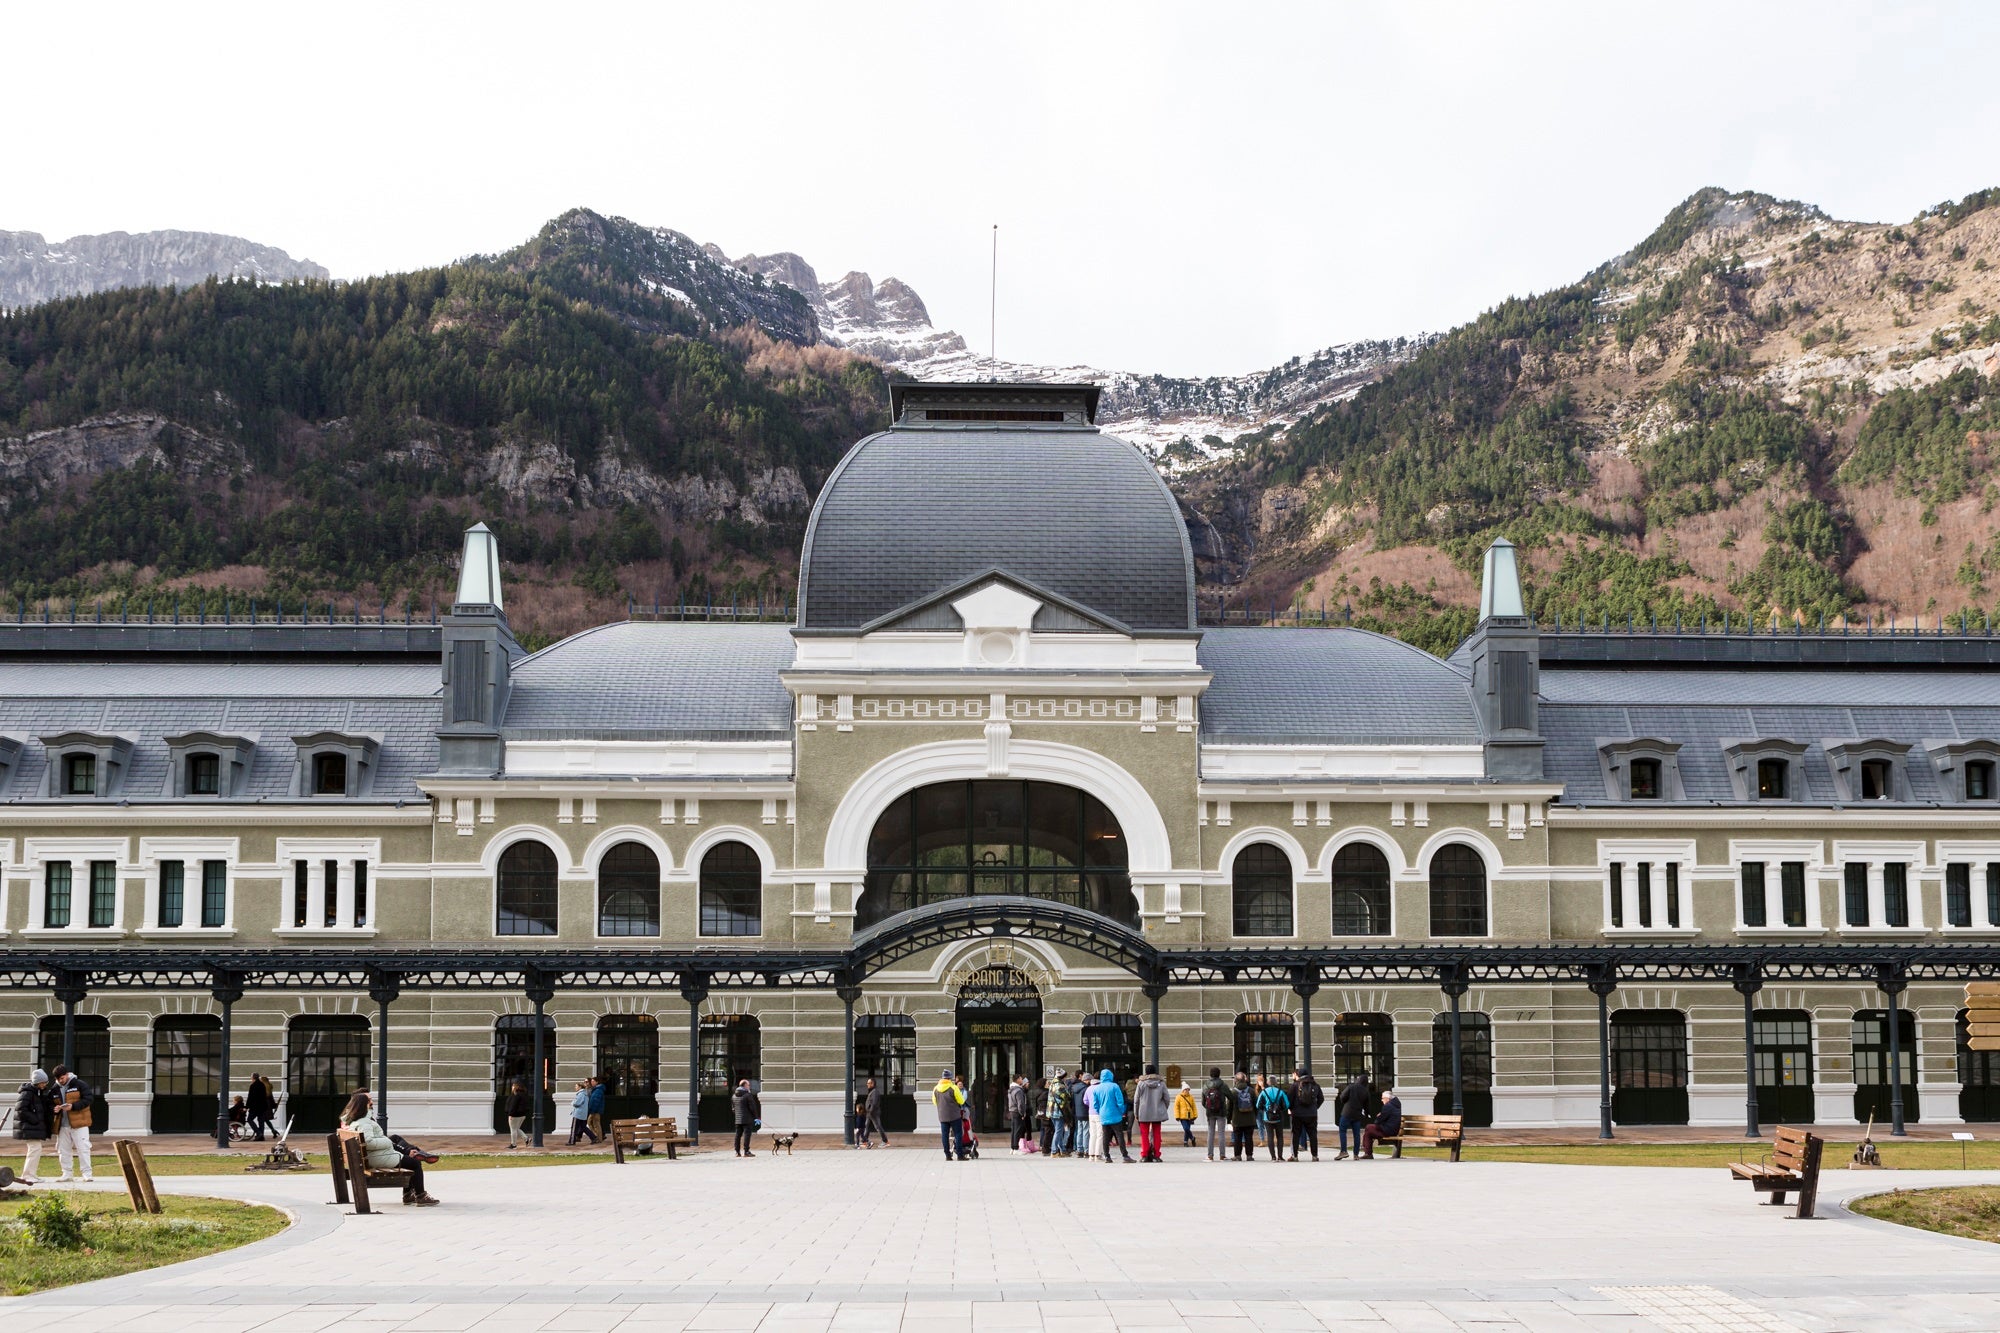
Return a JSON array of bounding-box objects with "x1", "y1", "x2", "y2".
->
[
  {"x1": 1961, "y1": 1010, "x2": 2000, "y2": 1122},
  {"x1": 1852, "y1": 1009, "x2": 1919, "y2": 1126},
  {"x1": 1431, "y1": 1013, "x2": 1493, "y2": 1127},
  {"x1": 1753, "y1": 1011, "x2": 1815, "y2": 1125},
  {"x1": 492, "y1": 1014, "x2": 557, "y2": 1134},
  {"x1": 152, "y1": 1016, "x2": 222, "y2": 1134},
  {"x1": 286, "y1": 1017, "x2": 369, "y2": 1134},
  {"x1": 975, "y1": 1036, "x2": 1025, "y2": 1134},
  {"x1": 954, "y1": 964, "x2": 1044, "y2": 1135},
  {"x1": 38, "y1": 1016, "x2": 110, "y2": 1130},
  {"x1": 1611, "y1": 1010, "x2": 1689, "y2": 1125},
  {"x1": 699, "y1": 1014, "x2": 760, "y2": 1133}
]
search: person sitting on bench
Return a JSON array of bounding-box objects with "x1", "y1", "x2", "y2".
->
[
  {"x1": 1358, "y1": 1087, "x2": 1402, "y2": 1159},
  {"x1": 340, "y1": 1091, "x2": 438, "y2": 1207}
]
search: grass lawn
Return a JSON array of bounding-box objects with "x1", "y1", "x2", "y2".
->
[
  {"x1": 1851, "y1": 1186, "x2": 2000, "y2": 1243},
  {"x1": 1392, "y1": 1138, "x2": 2000, "y2": 1169},
  {"x1": 0, "y1": 1193, "x2": 289, "y2": 1296}
]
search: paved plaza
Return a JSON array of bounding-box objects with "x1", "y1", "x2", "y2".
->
[{"x1": 8, "y1": 1148, "x2": 2000, "y2": 1331}]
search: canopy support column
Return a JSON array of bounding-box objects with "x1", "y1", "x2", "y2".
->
[
  {"x1": 54, "y1": 970, "x2": 85, "y2": 1074},
  {"x1": 368, "y1": 970, "x2": 401, "y2": 1130},
  {"x1": 681, "y1": 975, "x2": 710, "y2": 1146},
  {"x1": 526, "y1": 970, "x2": 554, "y2": 1149},
  {"x1": 1143, "y1": 979, "x2": 1168, "y2": 1071},
  {"x1": 1589, "y1": 968, "x2": 1617, "y2": 1141},
  {"x1": 1441, "y1": 967, "x2": 1470, "y2": 1117},
  {"x1": 1734, "y1": 966, "x2": 1762, "y2": 1139},
  {"x1": 1881, "y1": 964, "x2": 1909, "y2": 1137},
  {"x1": 838, "y1": 982, "x2": 861, "y2": 1147},
  {"x1": 1292, "y1": 971, "x2": 1319, "y2": 1076},
  {"x1": 211, "y1": 970, "x2": 245, "y2": 1150}
]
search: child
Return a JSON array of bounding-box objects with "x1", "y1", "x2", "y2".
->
[{"x1": 1172, "y1": 1083, "x2": 1198, "y2": 1147}]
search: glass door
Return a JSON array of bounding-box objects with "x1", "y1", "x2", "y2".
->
[
  {"x1": 1753, "y1": 1011, "x2": 1815, "y2": 1125},
  {"x1": 152, "y1": 1017, "x2": 222, "y2": 1134}
]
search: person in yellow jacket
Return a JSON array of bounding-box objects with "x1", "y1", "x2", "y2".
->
[
  {"x1": 933, "y1": 1069, "x2": 969, "y2": 1161},
  {"x1": 1172, "y1": 1084, "x2": 1199, "y2": 1147}
]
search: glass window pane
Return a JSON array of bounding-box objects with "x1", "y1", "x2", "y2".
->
[
  {"x1": 89, "y1": 861, "x2": 117, "y2": 928},
  {"x1": 1429, "y1": 844, "x2": 1487, "y2": 936},
  {"x1": 160, "y1": 859, "x2": 185, "y2": 929},
  {"x1": 1331, "y1": 843, "x2": 1391, "y2": 935},
  {"x1": 497, "y1": 842, "x2": 559, "y2": 936},
  {"x1": 597, "y1": 842, "x2": 661, "y2": 937},
  {"x1": 699, "y1": 842, "x2": 762, "y2": 936},
  {"x1": 1231, "y1": 843, "x2": 1293, "y2": 937},
  {"x1": 201, "y1": 860, "x2": 227, "y2": 928}
]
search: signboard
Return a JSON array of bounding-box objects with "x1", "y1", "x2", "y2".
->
[{"x1": 1966, "y1": 983, "x2": 2000, "y2": 1051}]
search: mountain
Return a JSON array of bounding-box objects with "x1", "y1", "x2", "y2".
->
[
  {"x1": 0, "y1": 229, "x2": 327, "y2": 307},
  {"x1": 1183, "y1": 186, "x2": 2000, "y2": 653},
  {"x1": 728, "y1": 248, "x2": 1426, "y2": 465}
]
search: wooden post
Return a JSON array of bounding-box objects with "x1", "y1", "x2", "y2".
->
[{"x1": 114, "y1": 1140, "x2": 160, "y2": 1214}]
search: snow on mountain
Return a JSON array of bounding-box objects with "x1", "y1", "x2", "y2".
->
[{"x1": 0, "y1": 228, "x2": 328, "y2": 307}]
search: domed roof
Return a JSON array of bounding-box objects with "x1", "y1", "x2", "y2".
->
[{"x1": 798, "y1": 384, "x2": 1195, "y2": 634}]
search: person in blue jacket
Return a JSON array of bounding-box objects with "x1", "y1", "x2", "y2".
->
[
  {"x1": 1086, "y1": 1068, "x2": 1133, "y2": 1163},
  {"x1": 587, "y1": 1075, "x2": 609, "y2": 1141}
]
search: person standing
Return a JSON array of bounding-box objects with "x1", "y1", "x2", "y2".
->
[
  {"x1": 587, "y1": 1075, "x2": 609, "y2": 1142},
  {"x1": 1047, "y1": 1070, "x2": 1074, "y2": 1156},
  {"x1": 567, "y1": 1080, "x2": 597, "y2": 1144},
  {"x1": 1229, "y1": 1071, "x2": 1258, "y2": 1161},
  {"x1": 731, "y1": 1078, "x2": 760, "y2": 1157},
  {"x1": 933, "y1": 1068, "x2": 968, "y2": 1161},
  {"x1": 1172, "y1": 1083, "x2": 1198, "y2": 1147},
  {"x1": 1202, "y1": 1067, "x2": 1232, "y2": 1161},
  {"x1": 1005, "y1": 1075, "x2": 1031, "y2": 1153},
  {"x1": 1288, "y1": 1067, "x2": 1323, "y2": 1161},
  {"x1": 13, "y1": 1069, "x2": 52, "y2": 1185},
  {"x1": 1257, "y1": 1075, "x2": 1291, "y2": 1161},
  {"x1": 1131, "y1": 1064, "x2": 1170, "y2": 1162},
  {"x1": 1069, "y1": 1070, "x2": 1092, "y2": 1164},
  {"x1": 1335, "y1": 1071, "x2": 1372, "y2": 1161},
  {"x1": 504, "y1": 1078, "x2": 530, "y2": 1149},
  {"x1": 1087, "y1": 1068, "x2": 1132, "y2": 1163},
  {"x1": 246, "y1": 1072, "x2": 276, "y2": 1142},
  {"x1": 859, "y1": 1076, "x2": 884, "y2": 1148},
  {"x1": 50, "y1": 1065, "x2": 93, "y2": 1183}
]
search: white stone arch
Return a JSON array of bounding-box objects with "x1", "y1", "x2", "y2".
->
[
  {"x1": 479, "y1": 824, "x2": 570, "y2": 874},
  {"x1": 1316, "y1": 825, "x2": 1409, "y2": 878},
  {"x1": 1413, "y1": 827, "x2": 1504, "y2": 878},
  {"x1": 822, "y1": 738, "x2": 1175, "y2": 877},
  {"x1": 675, "y1": 824, "x2": 780, "y2": 882},
  {"x1": 918, "y1": 933, "x2": 1071, "y2": 988},
  {"x1": 1215, "y1": 825, "x2": 1315, "y2": 882},
  {"x1": 579, "y1": 824, "x2": 675, "y2": 878}
]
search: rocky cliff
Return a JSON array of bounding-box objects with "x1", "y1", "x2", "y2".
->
[{"x1": 0, "y1": 229, "x2": 327, "y2": 307}]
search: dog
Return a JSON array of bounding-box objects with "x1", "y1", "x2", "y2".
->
[{"x1": 767, "y1": 1132, "x2": 799, "y2": 1156}]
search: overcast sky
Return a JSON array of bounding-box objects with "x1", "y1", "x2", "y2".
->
[{"x1": 11, "y1": 1, "x2": 2000, "y2": 376}]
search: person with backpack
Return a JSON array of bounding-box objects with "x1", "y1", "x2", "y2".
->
[
  {"x1": 1005, "y1": 1075, "x2": 1032, "y2": 1152},
  {"x1": 1130, "y1": 1063, "x2": 1171, "y2": 1162},
  {"x1": 1288, "y1": 1067, "x2": 1324, "y2": 1161},
  {"x1": 1228, "y1": 1071, "x2": 1258, "y2": 1160},
  {"x1": 1201, "y1": 1067, "x2": 1233, "y2": 1160},
  {"x1": 1256, "y1": 1075, "x2": 1291, "y2": 1161},
  {"x1": 1048, "y1": 1070, "x2": 1075, "y2": 1156},
  {"x1": 1334, "y1": 1071, "x2": 1373, "y2": 1160},
  {"x1": 1172, "y1": 1083, "x2": 1198, "y2": 1147},
  {"x1": 1086, "y1": 1068, "x2": 1132, "y2": 1162},
  {"x1": 933, "y1": 1069, "x2": 968, "y2": 1161}
]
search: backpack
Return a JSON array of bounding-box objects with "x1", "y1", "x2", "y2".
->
[
  {"x1": 1299, "y1": 1080, "x2": 1324, "y2": 1111},
  {"x1": 1259, "y1": 1087, "x2": 1287, "y2": 1120},
  {"x1": 1235, "y1": 1085, "x2": 1255, "y2": 1112},
  {"x1": 1202, "y1": 1084, "x2": 1230, "y2": 1116},
  {"x1": 1052, "y1": 1084, "x2": 1073, "y2": 1116}
]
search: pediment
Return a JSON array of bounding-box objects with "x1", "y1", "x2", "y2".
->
[{"x1": 860, "y1": 568, "x2": 1131, "y2": 635}]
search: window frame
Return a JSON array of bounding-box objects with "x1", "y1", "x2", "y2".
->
[
  {"x1": 698, "y1": 840, "x2": 764, "y2": 938},
  {"x1": 273, "y1": 837, "x2": 381, "y2": 935},
  {"x1": 495, "y1": 838, "x2": 562, "y2": 938},
  {"x1": 1936, "y1": 841, "x2": 2000, "y2": 931},
  {"x1": 1722, "y1": 739, "x2": 1810, "y2": 804},
  {"x1": 138, "y1": 838, "x2": 239, "y2": 936},
  {"x1": 595, "y1": 840, "x2": 662, "y2": 939},
  {"x1": 1598, "y1": 839, "x2": 1697, "y2": 935},
  {"x1": 1229, "y1": 841, "x2": 1296, "y2": 938},
  {"x1": 1328, "y1": 840, "x2": 1393, "y2": 937},
  {"x1": 1832, "y1": 840, "x2": 1928, "y2": 934},
  {"x1": 24, "y1": 837, "x2": 128, "y2": 935},
  {"x1": 1597, "y1": 737, "x2": 1685, "y2": 802},
  {"x1": 1729, "y1": 840, "x2": 1825, "y2": 934},
  {"x1": 1825, "y1": 739, "x2": 1912, "y2": 804},
  {"x1": 1427, "y1": 841, "x2": 1490, "y2": 938}
]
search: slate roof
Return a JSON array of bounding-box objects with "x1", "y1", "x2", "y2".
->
[
  {"x1": 0, "y1": 662, "x2": 440, "y2": 802},
  {"x1": 1541, "y1": 667, "x2": 2000, "y2": 803},
  {"x1": 504, "y1": 622, "x2": 795, "y2": 739},
  {"x1": 796, "y1": 426, "x2": 1196, "y2": 633},
  {"x1": 1197, "y1": 628, "x2": 1483, "y2": 745}
]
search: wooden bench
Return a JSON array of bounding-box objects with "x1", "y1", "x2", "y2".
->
[
  {"x1": 611, "y1": 1116, "x2": 694, "y2": 1163},
  {"x1": 1378, "y1": 1113, "x2": 1466, "y2": 1161},
  {"x1": 327, "y1": 1130, "x2": 413, "y2": 1214},
  {"x1": 1728, "y1": 1125, "x2": 1824, "y2": 1219}
]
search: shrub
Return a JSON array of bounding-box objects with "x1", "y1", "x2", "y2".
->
[{"x1": 20, "y1": 1193, "x2": 90, "y2": 1250}]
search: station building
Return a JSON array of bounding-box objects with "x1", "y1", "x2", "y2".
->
[{"x1": 4, "y1": 381, "x2": 1999, "y2": 1138}]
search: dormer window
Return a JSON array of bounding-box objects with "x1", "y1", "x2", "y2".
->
[
  {"x1": 1824, "y1": 739, "x2": 1910, "y2": 804},
  {"x1": 1926, "y1": 740, "x2": 2000, "y2": 803},
  {"x1": 290, "y1": 732, "x2": 380, "y2": 800},
  {"x1": 186, "y1": 754, "x2": 220, "y2": 795},
  {"x1": 1970, "y1": 761, "x2": 1995, "y2": 801},
  {"x1": 313, "y1": 753, "x2": 348, "y2": 795},
  {"x1": 163, "y1": 731, "x2": 255, "y2": 800},
  {"x1": 1598, "y1": 738, "x2": 1685, "y2": 802},
  {"x1": 1757, "y1": 759, "x2": 1788, "y2": 800},
  {"x1": 42, "y1": 732, "x2": 134, "y2": 800},
  {"x1": 1723, "y1": 739, "x2": 1809, "y2": 804}
]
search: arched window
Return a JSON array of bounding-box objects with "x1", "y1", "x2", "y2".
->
[
  {"x1": 1231, "y1": 843, "x2": 1294, "y2": 937},
  {"x1": 152, "y1": 1015, "x2": 222, "y2": 1134},
  {"x1": 861, "y1": 779, "x2": 1134, "y2": 928},
  {"x1": 496, "y1": 841, "x2": 559, "y2": 937},
  {"x1": 1428, "y1": 843, "x2": 1488, "y2": 937},
  {"x1": 700, "y1": 842, "x2": 762, "y2": 936},
  {"x1": 1331, "y1": 843, "x2": 1392, "y2": 935},
  {"x1": 1233, "y1": 1012, "x2": 1295, "y2": 1079},
  {"x1": 596, "y1": 842, "x2": 660, "y2": 937}
]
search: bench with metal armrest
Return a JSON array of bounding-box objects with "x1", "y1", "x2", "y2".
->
[
  {"x1": 327, "y1": 1130, "x2": 414, "y2": 1213},
  {"x1": 1376, "y1": 1113, "x2": 1466, "y2": 1161},
  {"x1": 1727, "y1": 1125, "x2": 1824, "y2": 1219}
]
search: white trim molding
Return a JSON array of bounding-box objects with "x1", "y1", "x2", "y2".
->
[
  {"x1": 20, "y1": 835, "x2": 130, "y2": 936},
  {"x1": 1595, "y1": 837, "x2": 1697, "y2": 935},
  {"x1": 1200, "y1": 743, "x2": 1484, "y2": 781},
  {"x1": 504, "y1": 738, "x2": 792, "y2": 779},
  {"x1": 136, "y1": 836, "x2": 240, "y2": 935}
]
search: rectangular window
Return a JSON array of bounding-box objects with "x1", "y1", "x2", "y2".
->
[
  {"x1": 64, "y1": 753, "x2": 96, "y2": 795},
  {"x1": 1780, "y1": 862, "x2": 1807, "y2": 928},
  {"x1": 1609, "y1": 862, "x2": 1623, "y2": 928},
  {"x1": 1989, "y1": 863, "x2": 2000, "y2": 928},
  {"x1": 1948, "y1": 863, "x2": 1973, "y2": 928},
  {"x1": 1969, "y1": 760, "x2": 1995, "y2": 800},
  {"x1": 352, "y1": 860, "x2": 368, "y2": 928},
  {"x1": 312, "y1": 752, "x2": 348, "y2": 796},
  {"x1": 1637, "y1": 862, "x2": 1653, "y2": 929},
  {"x1": 323, "y1": 860, "x2": 339, "y2": 928},
  {"x1": 187, "y1": 753, "x2": 221, "y2": 795},
  {"x1": 1741, "y1": 862, "x2": 1767, "y2": 927},
  {"x1": 159, "y1": 859, "x2": 185, "y2": 928},
  {"x1": 1666, "y1": 862, "x2": 1680, "y2": 929},
  {"x1": 293, "y1": 859, "x2": 307, "y2": 928},
  {"x1": 88, "y1": 860, "x2": 116, "y2": 928},
  {"x1": 201, "y1": 860, "x2": 227, "y2": 928},
  {"x1": 1883, "y1": 862, "x2": 1909, "y2": 928},
  {"x1": 44, "y1": 861, "x2": 72, "y2": 928},
  {"x1": 1629, "y1": 758, "x2": 1660, "y2": 800},
  {"x1": 1844, "y1": 863, "x2": 1869, "y2": 927},
  {"x1": 1757, "y1": 759, "x2": 1787, "y2": 800},
  {"x1": 1860, "y1": 759, "x2": 1893, "y2": 800}
]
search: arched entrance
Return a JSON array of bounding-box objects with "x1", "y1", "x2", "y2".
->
[{"x1": 953, "y1": 962, "x2": 1045, "y2": 1135}]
